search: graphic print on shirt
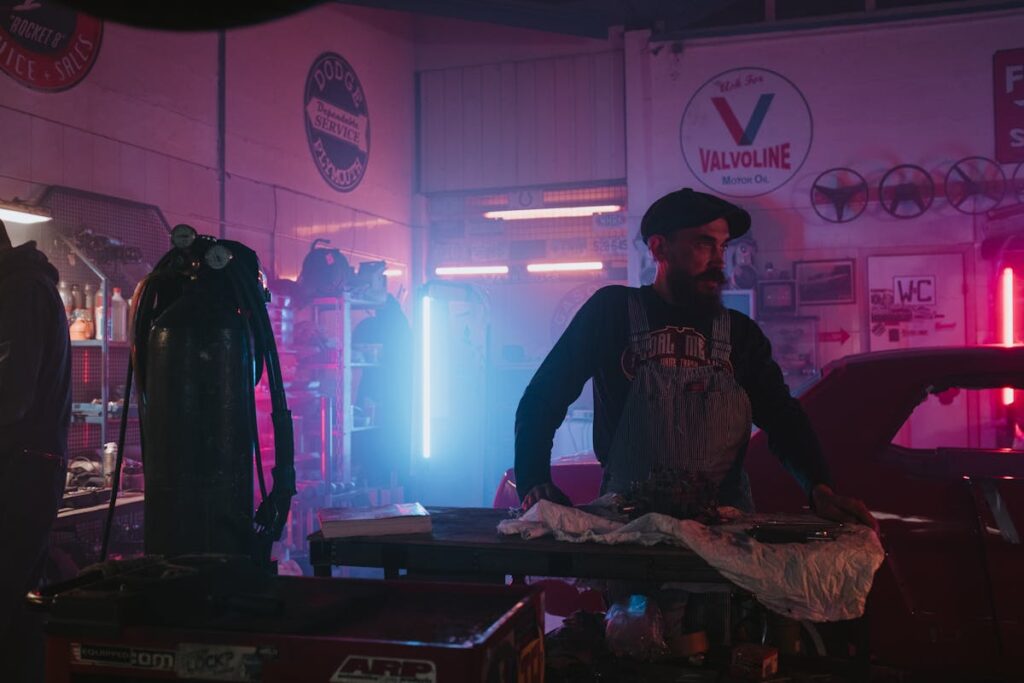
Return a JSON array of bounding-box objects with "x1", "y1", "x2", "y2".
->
[{"x1": 620, "y1": 325, "x2": 733, "y2": 380}]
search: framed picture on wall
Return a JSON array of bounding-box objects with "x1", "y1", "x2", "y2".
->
[
  {"x1": 794, "y1": 259, "x2": 856, "y2": 305},
  {"x1": 722, "y1": 289, "x2": 756, "y2": 320},
  {"x1": 759, "y1": 316, "x2": 819, "y2": 394},
  {"x1": 757, "y1": 280, "x2": 797, "y2": 316}
]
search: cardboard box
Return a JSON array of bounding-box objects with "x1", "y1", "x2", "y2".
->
[{"x1": 729, "y1": 643, "x2": 779, "y2": 680}]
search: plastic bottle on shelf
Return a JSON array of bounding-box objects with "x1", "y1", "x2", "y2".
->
[
  {"x1": 83, "y1": 283, "x2": 95, "y2": 320},
  {"x1": 95, "y1": 286, "x2": 105, "y2": 341},
  {"x1": 111, "y1": 287, "x2": 128, "y2": 342},
  {"x1": 58, "y1": 281, "x2": 72, "y2": 319}
]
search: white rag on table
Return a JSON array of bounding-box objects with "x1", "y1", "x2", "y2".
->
[{"x1": 497, "y1": 499, "x2": 885, "y2": 622}]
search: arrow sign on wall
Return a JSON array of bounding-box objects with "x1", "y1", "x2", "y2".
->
[{"x1": 818, "y1": 328, "x2": 850, "y2": 345}]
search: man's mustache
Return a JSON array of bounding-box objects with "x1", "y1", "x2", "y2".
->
[{"x1": 697, "y1": 269, "x2": 726, "y2": 284}]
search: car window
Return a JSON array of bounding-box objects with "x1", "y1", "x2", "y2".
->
[
  {"x1": 746, "y1": 371, "x2": 821, "y2": 438},
  {"x1": 892, "y1": 388, "x2": 1024, "y2": 451},
  {"x1": 789, "y1": 369, "x2": 821, "y2": 398}
]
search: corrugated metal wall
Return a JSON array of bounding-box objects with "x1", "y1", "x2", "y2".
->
[{"x1": 418, "y1": 51, "x2": 626, "y2": 193}]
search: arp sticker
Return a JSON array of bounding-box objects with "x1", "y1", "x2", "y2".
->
[{"x1": 330, "y1": 655, "x2": 436, "y2": 683}]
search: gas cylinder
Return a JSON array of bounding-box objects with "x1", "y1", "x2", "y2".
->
[{"x1": 141, "y1": 286, "x2": 256, "y2": 557}]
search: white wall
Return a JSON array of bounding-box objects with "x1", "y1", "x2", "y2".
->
[
  {"x1": 417, "y1": 51, "x2": 625, "y2": 192},
  {"x1": 624, "y1": 9, "x2": 1024, "y2": 364},
  {"x1": 413, "y1": 16, "x2": 620, "y2": 72},
  {"x1": 225, "y1": 4, "x2": 417, "y2": 295},
  {"x1": 414, "y1": 17, "x2": 626, "y2": 194},
  {"x1": 0, "y1": 4, "x2": 418, "y2": 297},
  {"x1": 0, "y1": 22, "x2": 219, "y2": 232}
]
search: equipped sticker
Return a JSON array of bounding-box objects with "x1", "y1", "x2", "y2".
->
[{"x1": 176, "y1": 643, "x2": 263, "y2": 681}]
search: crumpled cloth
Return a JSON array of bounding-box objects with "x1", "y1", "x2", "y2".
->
[{"x1": 497, "y1": 499, "x2": 885, "y2": 622}]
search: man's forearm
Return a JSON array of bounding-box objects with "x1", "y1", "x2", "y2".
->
[
  {"x1": 514, "y1": 402, "x2": 560, "y2": 499},
  {"x1": 766, "y1": 409, "x2": 832, "y2": 496}
]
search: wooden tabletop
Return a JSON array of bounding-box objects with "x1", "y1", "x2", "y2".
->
[{"x1": 308, "y1": 506, "x2": 726, "y2": 583}]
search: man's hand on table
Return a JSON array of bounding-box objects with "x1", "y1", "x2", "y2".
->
[
  {"x1": 812, "y1": 484, "x2": 879, "y2": 533},
  {"x1": 521, "y1": 482, "x2": 573, "y2": 510}
]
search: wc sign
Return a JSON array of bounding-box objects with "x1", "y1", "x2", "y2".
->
[
  {"x1": 994, "y1": 48, "x2": 1024, "y2": 163},
  {"x1": 894, "y1": 275, "x2": 936, "y2": 305}
]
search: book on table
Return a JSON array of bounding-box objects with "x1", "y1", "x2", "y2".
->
[{"x1": 317, "y1": 502, "x2": 432, "y2": 539}]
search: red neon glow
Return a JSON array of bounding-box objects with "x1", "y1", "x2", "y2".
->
[
  {"x1": 1003, "y1": 267, "x2": 1015, "y2": 346},
  {"x1": 1002, "y1": 267, "x2": 1015, "y2": 406}
]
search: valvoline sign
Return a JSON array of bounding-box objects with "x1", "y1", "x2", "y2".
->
[{"x1": 680, "y1": 67, "x2": 812, "y2": 198}]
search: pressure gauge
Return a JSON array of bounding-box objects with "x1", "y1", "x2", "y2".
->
[
  {"x1": 171, "y1": 224, "x2": 197, "y2": 249},
  {"x1": 204, "y1": 244, "x2": 233, "y2": 270}
]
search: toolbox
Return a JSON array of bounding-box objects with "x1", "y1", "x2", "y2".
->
[{"x1": 41, "y1": 555, "x2": 544, "y2": 682}]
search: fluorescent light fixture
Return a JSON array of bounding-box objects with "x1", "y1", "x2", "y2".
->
[
  {"x1": 0, "y1": 201, "x2": 51, "y2": 224},
  {"x1": 483, "y1": 205, "x2": 622, "y2": 221},
  {"x1": 1001, "y1": 267, "x2": 1015, "y2": 406},
  {"x1": 527, "y1": 261, "x2": 604, "y2": 273},
  {"x1": 295, "y1": 217, "x2": 393, "y2": 237},
  {"x1": 421, "y1": 295, "x2": 432, "y2": 459},
  {"x1": 383, "y1": 268, "x2": 403, "y2": 277},
  {"x1": 434, "y1": 265, "x2": 509, "y2": 276}
]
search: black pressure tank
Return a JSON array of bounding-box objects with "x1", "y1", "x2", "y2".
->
[{"x1": 141, "y1": 288, "x2": 255, "y2": 557}]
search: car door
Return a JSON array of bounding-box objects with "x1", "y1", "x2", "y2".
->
[
  {"x1": 951, "y1": 449, "x2": 1024, "y2": 670},
  {"x1": 866, "y1": 442, "x2": 999, "y2": 668},
  {"x1": 868, "y1": 382, "x2": 1024, "y2": 672}
]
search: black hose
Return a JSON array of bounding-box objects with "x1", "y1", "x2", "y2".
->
[
  {"x1": 220, "y1": 251, "x2": 294, "y2": 545},
  {"x1": 99, "y1": 269, "x2": 162, "y2": 565},
  {"x1": 100, "y1": 359, "x2": 133, "y2": 562},
  {"x1": 224, "y1": 271, "x2": 270, "y2": 502}
]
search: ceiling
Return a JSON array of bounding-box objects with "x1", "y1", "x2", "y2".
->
[
  {"x1": 337, "y1": 0, "x2": 1022, "y2": 38},
  {"x1": 57, "y1": 0, "x2": 1020, "y2": 36}
]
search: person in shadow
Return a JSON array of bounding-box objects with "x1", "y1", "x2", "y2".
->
[{"x1": 0, "y1": 219, "x2": 72, "y2": 682}]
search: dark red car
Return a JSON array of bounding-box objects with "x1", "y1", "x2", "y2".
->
[{"x1": 494, "y1": 346, "x2": 1024, "y2": 676}]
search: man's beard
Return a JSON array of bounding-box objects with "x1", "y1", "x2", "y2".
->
[{"x1": 666, "y1": 268, "x2": 725, "y2": 316}]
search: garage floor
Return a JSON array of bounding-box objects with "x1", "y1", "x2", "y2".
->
[{"x1": 543, "y1": 611, "x2": 1019, "y2": 683}]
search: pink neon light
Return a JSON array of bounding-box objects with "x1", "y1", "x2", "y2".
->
[
  {"x1": 1002, "y1": 268, "x2": 1014, "y2": 346},
  {"x1": 1002, "y1": 267, "x2": 1015, "y2": 406}
]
